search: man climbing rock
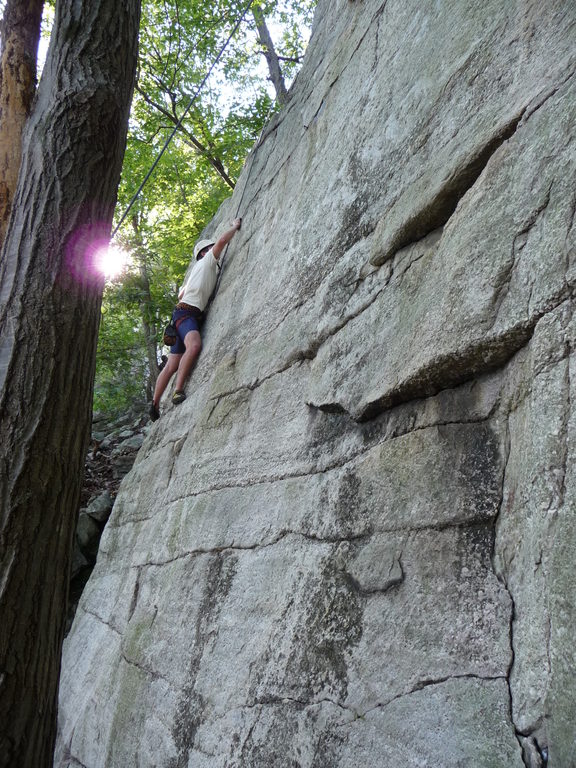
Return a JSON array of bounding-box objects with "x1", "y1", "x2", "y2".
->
[{"x1": 149, "y1": 218, "x2": 242, "y2": 421}]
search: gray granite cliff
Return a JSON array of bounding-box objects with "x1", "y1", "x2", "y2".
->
[{"x1": 56, "y1": 1, "x2": 576, "y2": 766}]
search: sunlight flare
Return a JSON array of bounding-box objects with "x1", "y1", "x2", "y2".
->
[{"x1": 94, "y1": 243, "x2": 130, "y2": 279}]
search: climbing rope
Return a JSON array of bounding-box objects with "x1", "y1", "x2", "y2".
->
[
  {"x1": 205, "y1": 100, "x2": 275, "y2": 311},
  {"x1": 112, "y1": 0, "x2": 255, "y2": 237}
]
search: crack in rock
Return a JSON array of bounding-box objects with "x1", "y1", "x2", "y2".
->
[
  {"x1": 360, "y1": 673, "x2": 509, "y2": 719},
  {"x1": 312, "y1": 290, "x2": 571, "y2": 423},
  {"x1": 369, "y1": 110, "x2": 526, "y2": 267},
  {"x1": 109, "y1": 405, "x2": 500, "y2": 538},
  {"x1": 489, "y1": 410, "x2": 526, "y2": 763},
  {"x1": 342, "y1": 556, "x2": 404, "y2": 596},
  {"x1": 60, "y1": 751, "x2": 89, "y2": 768},
  {"x1": 127, "y1": 566, "x2": 141, "y2": 622},
  {"x1": 120, "y1": 650, "x2": 170, "y2": 685},
  {"x1": 133, "y1": 517, "x2": 497, "y2": 572},
  {"x1": 367, "y1": 66, "x2": 575, "y2": 270},
  {"x1": 79, "y1": 605, "x2": 122, "y2": 637},
  {"x1": 490, "y1": 182, "x2": 553, "y2": 325}
]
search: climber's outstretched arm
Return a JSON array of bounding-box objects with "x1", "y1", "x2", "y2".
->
[{"x1": 212, "y1": 218, "x2": 242, "y2": 260}]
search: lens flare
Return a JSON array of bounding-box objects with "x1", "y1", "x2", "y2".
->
[{"x1": 94, "y1": 244, "x2": 130, "y2": 279}]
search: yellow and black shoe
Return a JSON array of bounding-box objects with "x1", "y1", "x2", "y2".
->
[{"x1": 172, "y1": 390, "x2": 186, "y2": 405}]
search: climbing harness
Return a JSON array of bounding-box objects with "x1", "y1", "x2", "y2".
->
[{"x1": 112, "y1": 0, "x2": 255, "y2": 237}]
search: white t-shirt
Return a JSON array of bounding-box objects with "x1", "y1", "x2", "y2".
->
[{"x1": 179, "y1": 250, "x2": 219, "y2": 311}]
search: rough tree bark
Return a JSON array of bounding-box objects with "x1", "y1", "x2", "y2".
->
[
  {"x1": 252, "y1": 5, "x2": 289, "y2": 106},
  {"x1": 0, "y1": 1, "x2": 141, "y2": 766},
  {"x1": 0, "y1": 0, "x2": 44, "y2": 246}
]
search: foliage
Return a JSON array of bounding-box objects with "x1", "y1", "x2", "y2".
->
[
  {"x1": 94, "y1": 0, "x2": 316, "y2": 417},
  {"x1": 94, "y1": 285, "x2": 150, "y2": 413}
]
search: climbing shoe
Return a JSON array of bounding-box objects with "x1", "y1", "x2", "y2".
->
[
  {"x1": 149, "y1": 402, "x2": 160, "y2": 422},
  {"x1": 172, "y1": 390, "x2": 186, "y2": 405}
]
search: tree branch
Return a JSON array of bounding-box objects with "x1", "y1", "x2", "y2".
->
[
  {"x1": 252, "y1": 5, "x2": 289, "y2": 106},
  {"x1": 0, "y1": 0, "x2": 44, "y2": 246},
  {"x1": 135, "y1": 83, "x2": 236, "y2": 189}
]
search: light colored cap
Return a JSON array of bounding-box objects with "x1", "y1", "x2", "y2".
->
[{"x1": 194, "y1": 239, "x2": 215, "y2": 260}]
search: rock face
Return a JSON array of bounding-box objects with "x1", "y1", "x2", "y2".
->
[
  {"x1": 56, "y1": 1, "x2": 576, "y2": 766},
  {"x1": 67, "y1": 407, "x2": 149, "y2": 631}
]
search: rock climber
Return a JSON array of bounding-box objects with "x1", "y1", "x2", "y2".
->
[{"x1": 149, "y1": 218, "x2": 242, "y2": 421}]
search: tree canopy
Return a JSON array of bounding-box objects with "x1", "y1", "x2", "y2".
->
[{"x1": 95, "y1": 0, "x2": 315, "y2": 415}]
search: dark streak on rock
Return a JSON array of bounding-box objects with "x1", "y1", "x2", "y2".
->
[{"x1": 168, "y1": 552, "x2": 238, "y2": 768}]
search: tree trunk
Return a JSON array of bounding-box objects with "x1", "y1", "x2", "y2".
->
[
  {"x1": 0, "y1": 1, "x2": 141, "y2": 766},
  {"x1": 252, "y1": 6, "x2": 289, "y2": 106},
  {"x1": 131, "y1": 216, "x2": 160, "y2": 392},
  {"x1": 0, "y1": 0, "x2": 44, "y2": 247},
  {"x1": 140, "y1": 274, "x2": 160, "y2": 394}
]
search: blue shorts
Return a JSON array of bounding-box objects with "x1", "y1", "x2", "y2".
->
[{"x1": 170, "y1": 309, "x2": 201, "y2": 354}]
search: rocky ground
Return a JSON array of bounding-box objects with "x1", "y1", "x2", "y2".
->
[{"x1": 67, "y1": 404, "x2": 150, "y2": 631}]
